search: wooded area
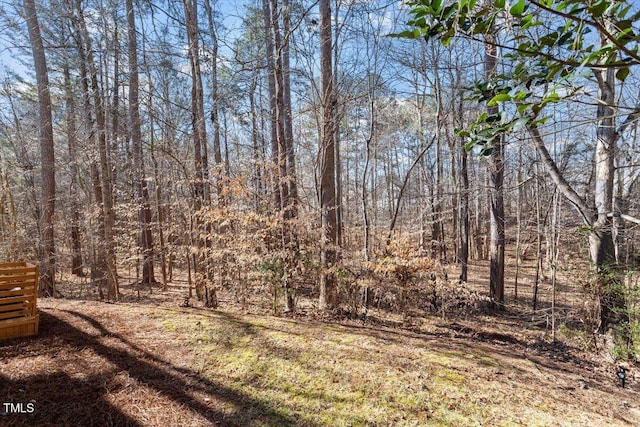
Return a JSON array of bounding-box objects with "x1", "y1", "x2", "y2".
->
[{"x1": 0, "y1": 0, "x2": 639, "y2": 357}]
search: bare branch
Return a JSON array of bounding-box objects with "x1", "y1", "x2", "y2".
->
[
  {"x1": 386, "y1": 135, "x2": 437, "y2": 246},
  {"x1": 528, "y1": 123, "x2": 593, "y2": 226},
  {"x1": 608, "y1": 212, "x2": 640, "y2": 225}
]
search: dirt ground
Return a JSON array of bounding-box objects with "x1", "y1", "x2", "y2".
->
[{"x1": 1, "y1": 269, "x2": 640, "y2": 426}]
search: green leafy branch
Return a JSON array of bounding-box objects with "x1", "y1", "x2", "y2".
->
[{"x1": 396, "y1": 0, "x2": 640, "y2": 152}]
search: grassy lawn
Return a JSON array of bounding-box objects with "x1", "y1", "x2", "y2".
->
[
  {"x1": 159, "y1": 307, "x2": 628, "y2": 426},
  {"x1": 2, "y1": 298, "x2": 637, "y2": 426}
]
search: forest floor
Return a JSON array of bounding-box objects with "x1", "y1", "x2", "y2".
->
[{"x1": 1, "y1": 262, "x2": 640, "y2": 426}]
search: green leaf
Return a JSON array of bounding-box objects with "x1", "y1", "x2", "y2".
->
[
  {"x1": 558, "y1": 32, "x2": 573, "y2": 46},
  {"x1": 477, "y1": 128, "x2": 496, "y2": 139},
  {"x1": 442, "y1": 28, "x2": 456, "y2": 46},
  {"x1": 588, "y1": 0, "x2": 609, "y2": 17},
  {"x1": 510, "y1": 117, "x2": 530, "y2": 132},
  {"x1": 510, "y1": 0, "x2": 525, "y2": 16},
  {"x1": 532, "y1": 116, "x2": 549, "y2": 126},
  {"x1": 474, "y1": 19, "x2": 491, "y2": 34},
  {"x1": 485, "y1": 113, "x2": 502, "y2": 123},
  {"x1": 487, "y1": 93, "x2": 511, "y2": 106},
  {"x1": 541, "y1": 92, "x2": 560, "y2": 106},
  {"x1": 442, "y1": 4, "x2": 458, "y2": 20},
  {"x1": 617, "y1": 27, "x2": 635, "y2": 43},
  {"x1": 521, "y1": 13, "x2": 536, "y2": 29},
  {"x1": 540, "y1": 31, "x2": 559, "y2": 47},
  {"x1": 390, "y1": 29, "x2": 423, "y2": 39},
  {"x1": 531, "y1": 103, "x2": 541, "y2": 115},
  {"x1": 617, "y1": 4, "x2": 632, "y2": 18},
  {"x1": 493, "y1": 0, "x2": 505, "y2": 8},
  {"x1": 513, "y1": 90, "x2": 528, "y2": 101},
  {"x1": 616, "y1": 67, "x2": 630, "y2": 81},
  {"x1": 617, "y1": 19, "x2": 632, "y2": 31},
  {"x1": 480, "y1": 146, "x2": 494, "y2": 156},
  {"x1": 464, "y1": 139, "x2": 476, "y2": 152}
]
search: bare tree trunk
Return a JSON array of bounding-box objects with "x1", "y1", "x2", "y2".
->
[
  {"x1": 332, "y1": 1, "x2": 344, "y2": 248},
  {"x1": 127, "y1": 0, "x2": 155, "y2": 286},
  {"x1": 183, "y1": 0, "x2": 210, "y2": 210},
  {"x1": 24, "y1": 0, "x2": 56, "y2": 297},
  {"x1": 485, "y1": 32, "x2": 505, "y2": 308},
  {"x1": 70, "y1": 5, "x2": 105, "y2": 295},
  {"x1": 448, "y1": 135, "x2": 458, "y2": 264},
  {"x1": 362, "y1": 96, "x2": 374, "y2": 262},
  {"x1": 262, "y1": 0, "x2": 282, "y2": 211},
  {"x1": 249, "y1": 78, "x2": 264, "y2": 211},
  {"x1": 532, "y1": 154, "x2": 542, "y2": 311},
  {"x1": 431, "y1": 47, "x2": 445, "y2": 261},
  {"x1": 72, "y1": 0, "x2": 119, "y2": 300},
  {"x1": 183, "y1": 0, "x2": 215, "y2": 302},
  {"x1": 282, "y1": 0, "x2": 299, "y2": 214},
  {"x1": 591, "y1": 67, "x2": 620, "y2": 331},
  {"x1": 149, "y1": 100, "x2": 168, "y2": 290},
  {"x1": 203, "y1": 0, "x2": 226, "y2": 205},
  {"x1": 456, "y1": 57, "x2": 469, "y2": 282},
  {"x1": 319, "y1": 0, "x2": 338, "y2": 310},
  {"x1": 514, "y1": 145, "x2": 523, "y2": 299},
  {"x1": 460, "y1": 141, "x2": 470, "y2": 282},
  {"x1": 551, "y1": 191, "x2": 560, "y2": 341},
  {"x1": 262, "y1": 0, "x2": 297, "y2": 312},
  {"x1": 111, "y1": 18, "x2": 120, "y2": 188},
  {"x1": 270, "y1": 0, "x2": 290, "y2": 216},
  {"x1": 62, "y1": 53, "x2": 84, "y2": 278}
]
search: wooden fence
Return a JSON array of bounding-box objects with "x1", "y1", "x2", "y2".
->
[{"x1": 0, "y1": 262, "x2": 39, "y2": 340}]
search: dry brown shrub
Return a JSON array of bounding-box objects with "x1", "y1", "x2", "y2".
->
[{"x1": 195, "y1": 208, "x2": 321, "y2": 313}]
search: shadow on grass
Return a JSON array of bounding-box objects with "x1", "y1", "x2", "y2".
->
[
  {"x1": 0, "y1": 370, "x2": 142, "y2": 427},
  {"x1": 0, "y1": 310, "x2": 300, "y2": 427}
]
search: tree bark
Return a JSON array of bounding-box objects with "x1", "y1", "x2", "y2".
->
[
  {"x1": 485, "y1": 32, "x2": 505, "y2": 308},
  {"x1": 69, "y1": 1, "x2": 107, "y2": 295},
  {"x1": 513, "y1": 145, "x2": 523, "y2": 298},
  {"x1": 460, "y1": 137, "x2": 470, "y2": 282},
  {"x1": 204, "y1": 0, "x2": 226, "y2": 205},
  {"x1": 183, "y1": 0, "x2": 210, "y2": 210},
  {"x1": 319, "y1": 0, "x2": 338, "y2": 310},
  {"x1": 249, "y1": 78, "x2": 264, "y2": 210},
  {"x1": 146, "y1": 71, "x2": 168, "y2": 290},
  {"x1": 591, "y1": 67, "x2": 620, "y2": 331},
  {"x1": 282, "y1": 0, "x2": 299, "y2": 214},
  {"x1": 457, "y1": 55, "x2": 469, "y2": 282},
  {"x1": 262, "y1": 0, "x2": 282, "y2": 211},
  {"x1": 127, "y1": 0, "x2": 155, "y2": 285},
  {"x1": 73, "y1": 0, "x2": 118, "y2": 300},
  {"x1": 62, "y1": 49, "x2": 83, "y2": 278},
  {"x1": 24, "y1": 0, "x2": 56, "y2": 297}
]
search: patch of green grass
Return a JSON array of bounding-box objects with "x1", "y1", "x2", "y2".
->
[
  {"x1": 157, "y1": 312, "x2": 478, "y2": 425},
  {"x1": 161, "y1": 319, "x2": 177, "y2": 332},
  {"x1": 477, "y1": 355, "x2": 500, "y2": 368},
  {"x1": 151, "y1": 309, "x2": 600, "y2": 426}
]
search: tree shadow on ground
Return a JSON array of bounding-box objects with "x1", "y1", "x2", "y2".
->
[{"x1": 0, "y1": 310, "x2": 300, "y2": 427}]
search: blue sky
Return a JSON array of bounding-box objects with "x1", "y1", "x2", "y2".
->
[{"x1": 0, "y1": 0, "x2": 253, "y2": 82}]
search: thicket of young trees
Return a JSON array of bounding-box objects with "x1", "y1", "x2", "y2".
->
[{"x1": 0, "y1": 0, "x2": 638, "y2": 336}]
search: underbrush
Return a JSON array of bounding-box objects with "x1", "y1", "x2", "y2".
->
[
  {"x1": 573, "y1": 268, "x2": 640, "y2": 361},
  {"x1": 188, "y1": 208, "x2": 487, "y2": 321}
]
